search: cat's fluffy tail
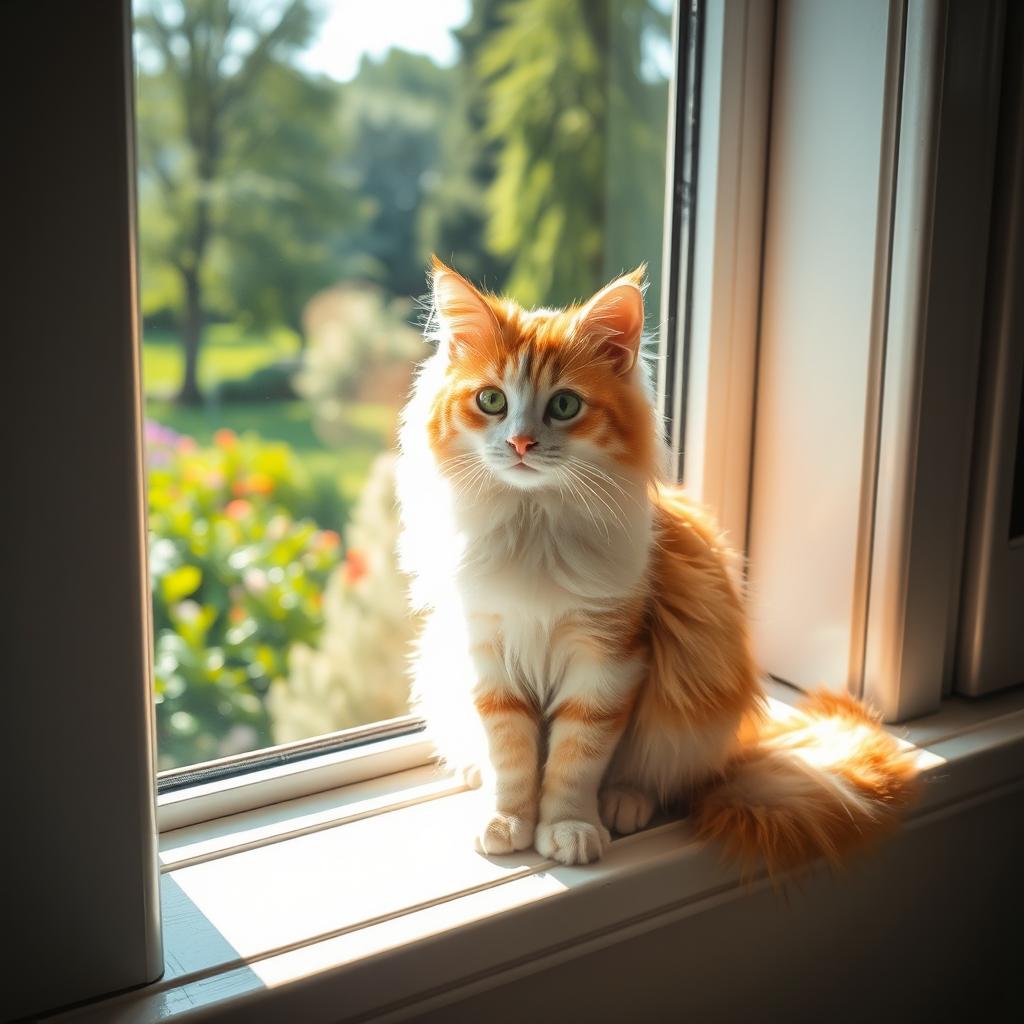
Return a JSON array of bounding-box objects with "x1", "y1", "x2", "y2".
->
[{"x1": 691, "y1": 691, "x2": 920, "y2": 875}]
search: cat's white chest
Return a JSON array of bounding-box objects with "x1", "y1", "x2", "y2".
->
[
  {"x1": 456, "y1": 501, "x2": 646, "y2": 703},
  {"x1": 460, "y1": 502, "x2": 604, "y2": 615}
]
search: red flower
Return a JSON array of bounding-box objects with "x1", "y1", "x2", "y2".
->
[
  {"x1": 214, "y1": 428, "x2": 238, "y2": 451},
  {"x1": 343, "y1": 548, "x2": 368, "y2": 586}
]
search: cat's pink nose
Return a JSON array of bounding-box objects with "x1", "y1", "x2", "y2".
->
[{"x1": 507, "y1": 435, "x2": 537, "y2": 458}]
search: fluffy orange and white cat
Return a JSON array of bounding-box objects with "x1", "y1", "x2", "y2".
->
[{"x1": 396, "y1": 257, "x2": 918, "y2": 873}]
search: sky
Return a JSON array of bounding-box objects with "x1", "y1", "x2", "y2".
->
[{"x1": 297, "y1": 0, "x2": 471, "y2": 82}]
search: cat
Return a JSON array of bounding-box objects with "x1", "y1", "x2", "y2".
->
[{"x1": 395, "y1": 256, "x2": 918, "y2": 872}]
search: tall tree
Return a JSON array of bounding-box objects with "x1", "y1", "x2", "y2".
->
[
  {"x1": 478, "y1": 0, "x2": 670, "y2": 309},
  {"x1": 337, "y1": 49, "x2": 456, "y2": 301},
  {"x1": 135, "y1": 0, "x2": 355, "y2": 403},
  {"x1": 416, "y1": 0, "x2": 509, "y2": 291}
]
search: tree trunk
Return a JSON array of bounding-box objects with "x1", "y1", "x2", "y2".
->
[{"x1": 177, "y1": 268, "x2": 203, "y2": 406}]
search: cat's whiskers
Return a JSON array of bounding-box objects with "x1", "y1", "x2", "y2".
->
[
  {"x1": 445, "y1": 460, "x2": 486, "y2": 489},
  {"x1": 562, "y1": 463, "x2": 628, "y2": 539},
  {"x1": 565, "y1": 457, "x2": 636, "y2": 523},
  {"x1": 566, "y1": 456, "x2": 640, "y2": 507},
  {"x1": 455, "y1": 464, "x2": 491, "y2": 499},
  {"x1": 436, "y1": 452, "x2": 481, "y2": 475},
  {"x1": 557, "y1": 465, "x2": 612, "y2": 542}
]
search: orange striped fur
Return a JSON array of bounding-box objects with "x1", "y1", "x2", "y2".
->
[{"x1": 397, "y1": 260, "x2": 919, "y2": 873}]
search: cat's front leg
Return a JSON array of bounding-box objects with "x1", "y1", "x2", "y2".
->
[
  {"x1": 470, "y1": 624, "x2": 541, "y2": 855},
  {"x1": 536, "y1": 655, "x2": 640, "y2": 866}
]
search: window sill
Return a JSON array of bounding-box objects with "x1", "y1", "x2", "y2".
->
[{"x1": 56, "y1": 682, "x2": 1024, "y2": 1023}]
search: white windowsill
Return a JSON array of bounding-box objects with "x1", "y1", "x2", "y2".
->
[{"x1": 55, "y1": 681, "x2": 1024, "y2": 1023}]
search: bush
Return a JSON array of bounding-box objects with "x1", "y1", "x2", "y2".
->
[
  {"x1": 146, "y1": 423, "x2": 344, "y2": 769},
  {"x1": 271, "y1": 453, "x2": 415, "y2": 741},
  {"x1": 215, "y1": 359, "x2": 302, "y2": 403},
  {"x1": 294, "y1": 284, "x2": 429, "y2": 445}
]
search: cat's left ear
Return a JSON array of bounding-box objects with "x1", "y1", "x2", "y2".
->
[{"x1": 574, "y1": 266, "x2": 646, "y2": 374}]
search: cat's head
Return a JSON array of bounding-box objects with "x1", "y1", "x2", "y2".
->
[{"x1": 416, "y1": 257, "x2": 659, "y2": 496}]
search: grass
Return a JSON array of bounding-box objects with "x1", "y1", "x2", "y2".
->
[
  {"x1": 142, "y1": 323, "x2": 299, "y2": 399},
  {"x1": 143, "y1": 324, "x2": 400, "y2": 523}
]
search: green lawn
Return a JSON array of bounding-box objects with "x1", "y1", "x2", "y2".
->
[
  {"x1": 142, "y1": 323, "x2": 299, "y2": 399},
  {"x1": 143, "y1": 325, "x2": 398, "y2": 523}
]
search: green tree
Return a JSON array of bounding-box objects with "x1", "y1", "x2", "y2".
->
[
  {"x1": 134, "y1": 0, "x2": 358, "y2": 403},
  {"x1": 417, "y1": 0, "x2": 509, "y2": 291},
  {"x1": 337, "y1": 49, "x2": 456, "y2": 300},
  {"x1": 479, "y1": 0, "x2": 670, "y2": 309}
]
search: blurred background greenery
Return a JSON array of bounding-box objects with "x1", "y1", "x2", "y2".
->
[{"x1": 134, "y1": 0, "x2": 672, "y2": 770}]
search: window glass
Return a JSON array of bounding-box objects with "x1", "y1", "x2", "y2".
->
[{"x1": 133, "y1": 0, "x2": 674, "y2": 771}]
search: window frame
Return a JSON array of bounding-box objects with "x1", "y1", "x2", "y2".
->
[
  {"x1": 671, "y1": 0, "x2": 773, "y2": 550},
  {"x1": 7, "y1": 1, "x2": 163, "y2": 1018},
  {"x1": 742, "y1": 0, "x2": 1007, "y2": 722}
]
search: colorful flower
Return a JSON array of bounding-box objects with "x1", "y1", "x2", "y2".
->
[
  {"x1": 224, "y1": 498, "x2": 253, "y2": 521},
  {"x1": 214, "y1": 428, "x2": 238, "y2": 451},
  {"x1": 343, "y1": 548, "x2": 368, "y2": 586}
]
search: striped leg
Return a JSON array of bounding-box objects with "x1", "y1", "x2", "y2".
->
[
  {"x1": 536, "y1": 657, "x2": 639, "y2": 865},
  {"x1": 473, "y1": 688, "x2": 541, "y2": 854},
  {"x1": 468, "y1": 618, "x2": 540, "y2": 855}
]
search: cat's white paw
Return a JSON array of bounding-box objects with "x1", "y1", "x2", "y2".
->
[
  {"x1": 600, "y1": 785, "x2": 655, "y2": 835},
  {"x1": 460, "y1": 763, "x2": 483, "y2": 789},
  {"x1": 535, "y1": 819, "x2": 610, "y2": 865},
  {"x1": 475, "y1": 811, "x2": 535, "y2": 856}
]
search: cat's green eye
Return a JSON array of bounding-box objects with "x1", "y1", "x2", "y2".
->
[
  {"x1": 547, "y1": 390, "x2": 582, "y2": 421},
  {"x1": 476, "y1": 388, "x2": 507, "y2": 415}
]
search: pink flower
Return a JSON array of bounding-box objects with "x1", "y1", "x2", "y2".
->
[{"x1": 224, "y1": 499, "x2": 252, "y2": 521}]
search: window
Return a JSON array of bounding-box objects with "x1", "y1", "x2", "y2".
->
[{"x1": 132, "y1": 0, "x2": 676, "y2": 775}]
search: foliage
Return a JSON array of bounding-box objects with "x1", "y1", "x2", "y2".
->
[
  {"x1": 477, "y1": 0, "x2": 670, "y2": 309},
  {"x1": 146, "y1": 423, "x2": 344, "y2": 768},
  {"x1": 415, "y1": 0, "x2": 509, "y2": 290},
  {"x1": 134, "y1": 0, "x2": 362, "y2": 402},
  {"x1": 271, "y1": 453, "x2": 414, "y2": 741},
  {"x1": 215, "y1": 359, "x2": 301, "y2": 403},
  {"x1": 336, "y1": 49, "x2": 457, "y2": 300}
]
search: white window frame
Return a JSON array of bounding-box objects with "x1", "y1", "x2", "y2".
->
[
  {"x1": 740, "y1": 0, "x2": 1007, "y2": 722},
  {"x1": 14, "y1": 1, "x2": 1024, "y2": 1020}
]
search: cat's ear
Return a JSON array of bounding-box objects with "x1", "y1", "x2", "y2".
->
[
  {"x1": 430, "y1": 256, "x2": 500, "y2": 360},
  {"x1": 574, "y1": 267, "x2": 646, "y2": 374}
]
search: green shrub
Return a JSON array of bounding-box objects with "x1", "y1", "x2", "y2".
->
[
  {"x1": 215, "y1": 359, "x2": 301, "y2": 403},
  {"x1": 146, "y1": 423, "x2": 344, "y2": 769}
]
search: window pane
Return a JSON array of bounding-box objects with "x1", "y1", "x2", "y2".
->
[{"x1": 133, "y1": 0, "x2": 674, "y2": 771}]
